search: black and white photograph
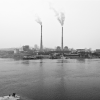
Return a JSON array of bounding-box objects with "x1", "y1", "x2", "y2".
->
[{"x1": 0, "y1": 0, "x2": 100, "y2": 100}]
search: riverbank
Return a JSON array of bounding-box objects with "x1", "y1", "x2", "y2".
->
[{"x1": 0, "y1": 50, "x2": 100, "y2": 60}]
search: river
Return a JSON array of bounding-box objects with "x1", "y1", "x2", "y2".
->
[{"x1": 0, "y1": 58, "x2": 100, "y2": 100}]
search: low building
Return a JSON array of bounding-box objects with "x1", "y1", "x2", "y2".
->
[
  {"x1": 14, "y1": 49, "x2": 19, "y2": 54},
  {"x1": 63, "y1": 46, "x2": 69, "y2": 51},
  {"x1": 23, "y1": 45, "x2": 30, "y2": 51},
  {"x1": 76, "y1": 49, "x2": 85, "y2": 53},
  {"x1": 56, "y1": 46, "x2": 61, "y2": 51},
  {"x1": 96, "y1": 49, "x2": 100, "y2": 53}
]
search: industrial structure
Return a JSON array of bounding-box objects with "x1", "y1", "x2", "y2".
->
[{"x1": 40, "y1": 25, "x2": 43, "y2": 52}]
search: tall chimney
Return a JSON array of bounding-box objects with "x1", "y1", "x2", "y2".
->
[
  {"x1": 40, "y1": 25, "x2": 43, "y2": 51},
  {"x1": 61, "y1": 26, "x2": 63, "y2": 50}
]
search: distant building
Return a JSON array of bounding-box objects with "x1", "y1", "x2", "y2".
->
[
  {"x1": 70, "y1": 48, "x2": 77, "y2": 53},
  {"x1": 44, "y1": 48, "x2": 54, "y2": 52},
  {"x1": 85, "y1": 48, "x2": 92, "y2": 53},
  {"x1": 23, "y1": 45, "x2": 30, "y2": 51},
  {"x1": 77, "y1": 49, "x2": 85, "y2": 53},
  {"x1": 56, "y1": 46, "x2": 61, "y2": 51},
  {"x1": 18, "y1": 47, "x2": 23, "y2": 52},
  {"x1": 34, "y1": 44, "x2": 39, "y2": 50},
  {"x1": 14, "y1": 49, "x2": 19, "y2": 54},
  {"x1": 96, "y1": 49, "x2": 100, "y2": 53},
  {"x1": 63, "y1": 46, "x2": 68, "y2": 51}
]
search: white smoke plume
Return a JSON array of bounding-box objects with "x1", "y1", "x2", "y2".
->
[
  {"x1": 35, "y1": 15, "x2": 42, "y2": 25},
  {"x1": 49, "y1": 3, "x2": 65, "y2": 26},
  {"x1": 57, "y1": 12, "x2": 65, "y2": 26}
]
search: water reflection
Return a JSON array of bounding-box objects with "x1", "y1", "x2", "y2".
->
[
  {"x1": 55, "y1": 61, "x2": 68, "y2": 100},
  {"x1": 33, "y1": 59, "x2": 45, "y2": 100},
  {"x1": 57, "y1": 59, "x2": 68, "y2": 63},
  {"x1": 22, "y1": 60, "x2": 30, "y2": 65},
  {"x1": 59, "y1": 63, "x2": 67, "y2": 99},
  {"x1": 40, "y1": 59, "x2": 43, "y2": 64},
  {"x1": 1, "y1": 59, "x2": 100, "y2": 100},
  {"x1": 76, "y1": 58, "x2": 85, "y2": 63}
]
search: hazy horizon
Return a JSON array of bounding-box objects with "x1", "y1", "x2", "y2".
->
[{"x1": 0, "y1": 0, "x2": 100, "y2": 50}]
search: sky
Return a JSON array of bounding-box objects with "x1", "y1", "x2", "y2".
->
[{"x1": 0, "y1": 0, "x2": 100, "y2": 50}]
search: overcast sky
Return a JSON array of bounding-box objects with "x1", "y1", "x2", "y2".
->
[{"x1": 0, "y1": 0, "x2": 100, "y2": 50}]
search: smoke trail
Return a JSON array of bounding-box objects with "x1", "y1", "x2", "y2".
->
[
  {"x1": 50, "y1": 3, "x2": 65, "y2": 26},
  {"x1": 35, "y1": 15, "x2": 42, "y2": 25},
  {"x1": 57, "y1": 12, "x2": 65, "y2": 26}
]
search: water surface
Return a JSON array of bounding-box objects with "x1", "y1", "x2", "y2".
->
[{"x1": 0, "y1": 58, "x2": 100, "y2": 100}]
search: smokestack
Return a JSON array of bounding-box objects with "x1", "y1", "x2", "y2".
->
[
  {"x1": 35, "y1": 15, "x2": 43, "y2": 52},
  {"x1": 61, "y1": 26, "x2": 63, "y2": 50},
  {"x1": 40, "y1": 25, "x2": 43, "y2": 51},
  {"x1": 50, "y1": 5, "x2": 65, "y2": 51}
]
